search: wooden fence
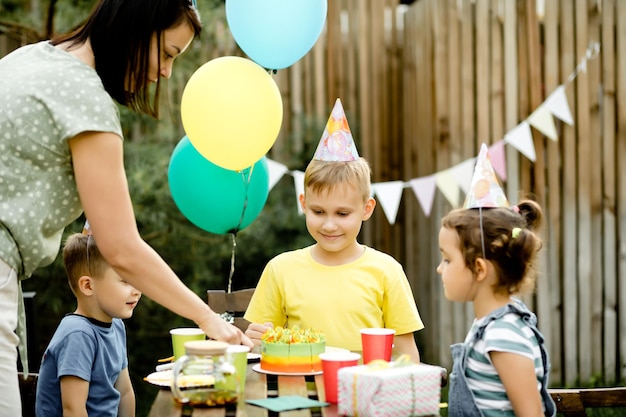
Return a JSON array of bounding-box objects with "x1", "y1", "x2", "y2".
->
[
  {"x1": 270, "y1": 0, "x2": 626, "y2": 388},
  {"x1": 2, "y1": 0, "x2": 625, "y2": 388}
]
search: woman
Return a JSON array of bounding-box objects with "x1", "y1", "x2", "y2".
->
[{"x1": 0, "y1": 0, "x2": 252, "y2": 414}]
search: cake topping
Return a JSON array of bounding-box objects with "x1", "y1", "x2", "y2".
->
[{"x1": 262, "y1": 326, "x2": 326, "y2": 344}]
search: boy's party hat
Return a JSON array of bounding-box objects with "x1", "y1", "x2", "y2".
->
[
  {"x1": 463, "y1": 143, "x2": 510, "y2": 209},
  {"x1": 313, "y1": 98, "x2": 360, "y2": 161}
]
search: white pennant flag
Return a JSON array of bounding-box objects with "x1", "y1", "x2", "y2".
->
[
  {"x1": 409, "y1": 175, "x2": 436, "y2": 217},
  {"x1": 435, "y1": 168, "x2": 461, "y2": 208},
  {"x1": 527, "y1": 104, "x2": 558, "y2": 141},
  {"x1": 372, "y1": 181, "x2": 405, "y2": 225},
  {"x1": 504, "y1": 121, "x2": 536, "y2": 162},
  {"x1": 292, "y1": 170, "x2": 305, "y2": 215},
  {"x1": 451, "y1": 158, "x2": 476, "y2": 194},
  {"x1": 266, "y1": 158, "x2": 289, "y2": 190},
  {"x1": 544, "y1": 85, "x2": 574, "y2": 125}
]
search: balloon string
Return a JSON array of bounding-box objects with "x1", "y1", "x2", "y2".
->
[
  {"x1": 227, "y1": 232, "x2": 236, "y2": 294},
  {"x1": 234, "y1": 165, "x2": 254, "y2": 233},
  {"x1": 227, "y1": 164, "x2": 255, "y2": 294}
]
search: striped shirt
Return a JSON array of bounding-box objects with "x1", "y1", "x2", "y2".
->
[{"x1": 465, "y1": 311, "x2": 544, "y2": 416}]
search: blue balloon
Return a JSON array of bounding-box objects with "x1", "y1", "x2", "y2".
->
[
  {"x1": 226, "y1": 0, "x2": 328, "y2": 70},
  {"x1": 168, "y1": 137, "x2": 269, "y2": 235}
]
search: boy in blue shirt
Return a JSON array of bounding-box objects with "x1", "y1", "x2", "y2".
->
[{"x1": 36, "y1": 226, "x2": 141, "y2": 417}]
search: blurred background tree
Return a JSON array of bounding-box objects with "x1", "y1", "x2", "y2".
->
[{"x1": 2, "y1": 0, "x2": 317, "y2": 415}]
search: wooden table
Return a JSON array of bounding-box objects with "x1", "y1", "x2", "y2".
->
[{"x1": 147, "y1": 362, "x2": 339, "y2": 417}]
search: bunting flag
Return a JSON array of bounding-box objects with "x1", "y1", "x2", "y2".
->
[
  {"x1": 258, "y1": 42, "x2": 598, "y2": 223},
  {"x1": 527, "y1": 104, "x2": 558, "y2": 141},
  {"x1": 544, "y1": 85, "x2": 575, "y2": 125},
  {"x1": 504, "y1": 121, "x2": 536, "y2": 162},
  {"x1": 292, "y1": 170, "x2": 305, "y2": 215},
  {"x1": 266, "y1": 158, "x2": 288, "y2": 190},
  {"x1": 451, "y1": 158, "x2": 476, "y2": 194},
  {"x1": 434, "y1": 168, "x2": 461, "y2": 208},
  {"x1": 409, "y1": 175, "x2": 437, "y2": 217},
  {"x1": 372, "y1": 181, "x2": 404, "y2": 225},
  {"x1": 488, "y1": 141, "x2": 507, "y2": 181}
]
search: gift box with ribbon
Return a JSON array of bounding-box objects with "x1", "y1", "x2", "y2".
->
[{"x1": 337, "y1": 356, "x2": 442, "y2": 417}]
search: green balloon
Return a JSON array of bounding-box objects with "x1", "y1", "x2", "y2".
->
[{"x1": 168, "y1": 136, "x2": 269, "y2": 234}]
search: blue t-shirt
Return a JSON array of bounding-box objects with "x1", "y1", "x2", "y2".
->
[{"x1": 35, "y1": 314, "x2": 128, "y2": 417}]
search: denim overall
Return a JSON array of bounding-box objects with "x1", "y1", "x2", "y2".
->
[{"x1": 447, "y1": 300, "x2": 556, "y2": 417}]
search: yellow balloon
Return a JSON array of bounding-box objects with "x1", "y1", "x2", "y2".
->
[{"x1": 181, "y1": 56, "x2": 283, "y2": 171}]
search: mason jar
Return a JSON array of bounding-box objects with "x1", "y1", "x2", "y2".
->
[{"x1": 171, "y1": 340, "x2": 238, "y2": 407}]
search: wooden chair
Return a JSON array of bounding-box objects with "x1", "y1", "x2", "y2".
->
[
  {"x1": 549, "y1": 387, "x2": 626, "y2": 416},
  {"x1": 18, "y1": 372, "x2": 38, "y2": 417},
  {"x1": 207, "y1": 288, "x2": 255, "y2": 332}
]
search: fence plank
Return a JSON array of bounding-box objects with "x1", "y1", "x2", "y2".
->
[
  {"x1": 616, "y1": 0, "x2": 626, "y2": 384},
  {"x1": 560, "y1": 0, "x2": 579, "y2": 387},
  {"x1": 475, "y1": 0, "x2": 489, "y2": 147},
  {"x1": 585, "y1": 0, "x2": 604, "y2": 379},
  {"x1": 601, "y1": 0, "x2": 617, "y2": 383},
  {"x1": 574, "y1": 0, "x2": 593, "y2": 383},
  {"x1": 542, "y1": 0, "x2": 564, "y2": 385},
  {"x1": 503, "y1": 0, "x2": 520, "y2": 204}
]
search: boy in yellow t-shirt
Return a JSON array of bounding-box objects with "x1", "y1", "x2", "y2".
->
[{"x1": 244, "y1": 99, "x2": 423, "y2": 362}]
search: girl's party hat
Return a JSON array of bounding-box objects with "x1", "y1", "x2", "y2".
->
[
  {"x1": 463, "y1": 143, "x2": 510, "y2": 209},
  {"x1": 313, "y1": 98, "x2": 360, "y2": 161},
  {"x1": 82, "y1": 220, "x2": 93, "y2": 235}
]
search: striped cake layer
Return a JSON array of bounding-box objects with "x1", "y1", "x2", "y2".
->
[{"x1": 260, "y1": 342, "x2": 325, "y2": 373}]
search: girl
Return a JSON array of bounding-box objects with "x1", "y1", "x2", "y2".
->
[
  {"x1": 0, "y1": 0, "x2": 252, "y2": 413},
  {"x1": 437, "y1": 200, "x2": 556, "y2": 417}
]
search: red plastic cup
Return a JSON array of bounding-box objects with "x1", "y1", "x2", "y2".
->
[
  {"x1": 319, "y1": 351, "x2": 361, "y2": 403},
  {"x1": 360, "y1": 328, "x2": 395, "y2": 364}
]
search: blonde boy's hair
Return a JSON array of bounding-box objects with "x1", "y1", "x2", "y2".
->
[
  {"x1": 63, "y1": 233, "x2": 108, "y2": 295},
  {"x1": 303, "y1": 158, "x2": 372, "y2": 201}
]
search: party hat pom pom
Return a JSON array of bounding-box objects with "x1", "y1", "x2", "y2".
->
[
  {"x1": 463, "y1": 143, "x2": 510, "y2": 209},
  {"x1": 312, "y1": 98, "x2": 360, "y2": 162}
]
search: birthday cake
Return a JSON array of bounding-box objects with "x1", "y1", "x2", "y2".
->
[{"x1": 260, "y1": 326, "x2": 326, "y2": 373}]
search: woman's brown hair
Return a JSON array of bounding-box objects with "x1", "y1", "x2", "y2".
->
[{"x1": 51, "y1": 0, "x2": 202, "y2": 118}]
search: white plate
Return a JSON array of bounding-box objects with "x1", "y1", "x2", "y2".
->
[
  {"x1": 247, "y1": 352, "x2": 261, "y2": 362},
  {"x1": 144, "y1": 370, "x2": 172, "y2": 388},
  {"x1": 143, "y1": 370, "x2": 216, "y2": 389},
  {"x1": 252, "y1": 363, "x2": 322, "y2": 376}
]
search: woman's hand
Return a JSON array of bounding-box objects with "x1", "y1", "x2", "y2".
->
[
  {"x1": 245, "y1": 322, "x2": 273, "y2": 347},
  {"x1": 198, "y1": 312, "x2": 254, "y2": 348}
]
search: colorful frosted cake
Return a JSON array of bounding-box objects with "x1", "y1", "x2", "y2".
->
[{"x1": 260, "y1": 326, "x2": 326, "y2": 373}]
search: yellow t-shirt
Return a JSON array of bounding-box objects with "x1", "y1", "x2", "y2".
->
[{"x1": 244, "y1": 245, "x2": 424, "y2": 351}]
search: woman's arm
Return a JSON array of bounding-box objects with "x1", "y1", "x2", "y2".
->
[
  {"x1": 69, "y1": 131, "x2": 252, "y2": 346},
  {"x1": 115, "y1": 368, "x2": 135, "y2": 417},
  {"x1": 393, "y1": 333, "x2": 420, "y2": 363},
  {"x1": 491, "y1": 350, "x2": 544, "y2": 417}
]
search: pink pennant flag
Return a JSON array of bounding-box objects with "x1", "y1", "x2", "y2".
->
[{"x1": 488, "y1": 141, "x2": 507, "y2": 181}]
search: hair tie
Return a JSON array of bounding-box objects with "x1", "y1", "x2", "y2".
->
[
  {"x1": 512, "y1": 205, "x2": 520, "y2": 213},
  {"x1": 511, "y1": 227, "x2": 522, "y2": 239}
]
